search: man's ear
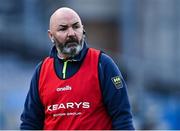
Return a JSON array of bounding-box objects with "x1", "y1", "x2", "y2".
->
[
  {"x1": 81, "y1": 25, "x2": 85, "y2": 34},
  {"x1": 48, "y1": 30, "x2": 55, "y2": 43},
  {"x1": 83, "y1": 29, "x2": 86, "y2": 35}
]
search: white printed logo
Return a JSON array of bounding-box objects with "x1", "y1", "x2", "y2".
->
[
  {"x1": 47, "y1": 102, "x2": 90, "y2": 112},
  {"x1": 56, "y1": 85, "x2": 72, "y2": 92}
]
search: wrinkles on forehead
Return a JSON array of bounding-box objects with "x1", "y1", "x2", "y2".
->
[{"x1": 49, "y1": 7, "x2": 82, "y2": 31}]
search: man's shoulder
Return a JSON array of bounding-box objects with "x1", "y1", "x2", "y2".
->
[
  {"x1": 98, "y1": 51, "x2": 121, "y2": 74},
  {"x1": 33, "y1": 59, "x2": 46, "y2": 74},
  {"x1": 99, "y1": 52, "x2": 115, "y2": 65},
  {"x1": 88, "y1": 48, "x2": 113, "y2": 62}
]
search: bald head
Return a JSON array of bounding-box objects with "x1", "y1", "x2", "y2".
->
[{"x1": 49, "y1": 7, "x2": 83, "y2": 31}]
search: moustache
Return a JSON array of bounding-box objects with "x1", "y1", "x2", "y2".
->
[
  {"x1": 65, "y1": 37, "x2": 79, "y2": 47},
  {"x1": 66, "y1": 37, "x2": 78, "y2": 44}
]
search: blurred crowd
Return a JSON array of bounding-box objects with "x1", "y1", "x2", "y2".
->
[{"x1": 0, "y1": 0, "x2": 180, "y2": 129}]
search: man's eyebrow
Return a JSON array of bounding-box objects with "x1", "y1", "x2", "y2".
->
[
  {"x1": 59, "y1": 24, "x2": 68, "y2": 27},
  {"x1": 59, "y1": 22, "x2": 80, "y2": 27},
  {"x1": 72, "y1": 22, "x2": 79, "y2": 26}
]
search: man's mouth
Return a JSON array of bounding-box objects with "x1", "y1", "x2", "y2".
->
[{"x1": 66, "y1": 42, "x2": 78, "y2": 48}]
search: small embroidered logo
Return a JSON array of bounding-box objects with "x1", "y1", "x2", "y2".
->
[
  {"x1": 111, "y1": 76, "x2": 123, "y2": 89},
  {"x1": 56, "y1": 85, "x2": 72, "y2": 92}
]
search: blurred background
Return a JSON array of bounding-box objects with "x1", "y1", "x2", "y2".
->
[{"x1": 0, "y1": 0, "x2": 180, "y2": 129}]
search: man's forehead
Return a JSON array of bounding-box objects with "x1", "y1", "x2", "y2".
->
[
  {"x1": 50, "y1": 8, "x2": 82, "y2": 27},
  {"x1": 56, "y1": 14, "x2": 81, "y2": 25}
]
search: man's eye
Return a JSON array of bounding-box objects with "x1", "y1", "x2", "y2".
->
[
  {"x1": 59, "y1": 28, "x2": 66, "y2": 31},
  {"x1": 73, "y1": 25, "x2": 79, "y2": 29}
]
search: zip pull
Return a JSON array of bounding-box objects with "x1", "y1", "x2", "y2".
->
[{"x1": 62, "y1": 61, "x2": 68, "y2": 79}]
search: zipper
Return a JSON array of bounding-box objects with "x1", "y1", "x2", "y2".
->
[{"x1": 62, "y1": 61, "x2": 68, "y2": 79}]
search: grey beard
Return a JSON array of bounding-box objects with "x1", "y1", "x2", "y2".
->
[{"x1": 56, "y1": 38, "x2": 84, "y2": 59}]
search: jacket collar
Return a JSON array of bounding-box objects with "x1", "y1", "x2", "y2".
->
[{"x1": 49, "y1": 41, "x2": 88, "y2": 62}]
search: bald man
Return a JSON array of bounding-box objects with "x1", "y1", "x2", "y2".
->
[{"x1": 20, "y1": 7, "x2": 134, "y2": 130}]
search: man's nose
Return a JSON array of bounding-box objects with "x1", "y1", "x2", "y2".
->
[{"x1": 67, "y1": 28, "x2": 75, "y2": 37}]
